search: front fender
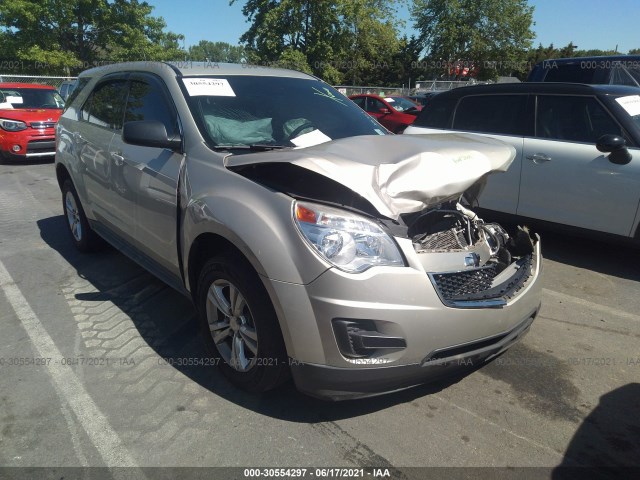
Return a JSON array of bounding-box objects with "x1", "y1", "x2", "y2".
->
[{"x1": 181, "y1": 158, "x2": 330, "y2": 291}]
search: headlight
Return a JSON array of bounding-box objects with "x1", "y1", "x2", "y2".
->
[
  {"x1": 0, "y1": 118, "x2": 28, "y2": 132},
  {"x1": 293, "y1": 201, "x2": 405, "y2": 273}
]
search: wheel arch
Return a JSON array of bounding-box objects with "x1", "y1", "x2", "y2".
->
[
  {"x1": 56, "y1": 162, "x2": 72, "y2": 190},
  {"x1": 186, "y1": 232, "x2": 295, "y2": 358}
]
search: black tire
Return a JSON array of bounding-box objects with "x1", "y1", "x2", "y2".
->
[
  {"x1": 196, "y1": 254, "x2": 289, "y2": 393},
  {"x1": 61, "y1": 179, "x2": 103, "y2": 252}
]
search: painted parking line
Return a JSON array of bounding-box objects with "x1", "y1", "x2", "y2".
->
[
  {"x1": 542, "y1": 288, "x2": 640, "y2": 323},
  {"x1": 0, "y1": 259, "x2": 146, "y2": 476}
]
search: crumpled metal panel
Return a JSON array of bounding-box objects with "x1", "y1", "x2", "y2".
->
[{"x1": 225, "y1": 133, "x2": 515, "y2": 220}]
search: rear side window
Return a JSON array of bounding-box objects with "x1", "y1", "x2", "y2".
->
[
  {"x1": 412, "y1": 96, "x2": 456, "y2": 129},
  {"x1": 81, "y1": 80, "x2": 128, "y2": 130},
  {"x1": 124, "y1": 80, "x2": 178, "y2": 137},
  {"x1": 366, "y1": 97, "x2": 386, "y2": 113},
  {"x1": 536, "y1": 95, "x2": 623, "y2": 143},
  {"x1": 542, "y1": 64, "x2": 598, "y2": 83},
  {"x1": 64, "y1": 78, "x2": 89, "y2": 111},
  {"x1": 351, "y1": 97, "x2": 365, "y2": 109},
  {"x1": 453, "y1": 95, "x2": 527, "y2": 136}
]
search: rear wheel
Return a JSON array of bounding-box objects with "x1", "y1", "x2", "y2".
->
[
  {"x1": 197, "y1": 255, "x2": 289, "y2": 392},
  {"x1": 61, "y1": 179, "x2": 103, "y2": 252}
]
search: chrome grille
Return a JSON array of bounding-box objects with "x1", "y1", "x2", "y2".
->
[
  {"x1": 429, "y1": 255, "x2": 533, "y2": 308},
  {"x1": 30, "y1": 122, "x2": 56, "y2": 129},
  {"x1": 432, "y1": 264, "x2": 499, "y2": 298}
]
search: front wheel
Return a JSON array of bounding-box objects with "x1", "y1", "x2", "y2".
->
[
  {"x1": 61, "y1": 179, "x2": 103, "y2": 252},
  {"x1": 197, "y1": 255, "x2": 289, "y2": 392}
]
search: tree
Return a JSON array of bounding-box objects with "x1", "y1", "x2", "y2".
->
[
  {"x1": 412, "y1": 0, "x2": 535, "y2": 80},
  {"x1": 231, "y1": 0, "x2": 405, "y2": 84},
  {"x1": 629, "y1": 48, "x2": 640, "y2": 55},
  {"x1": 337, "y1": 0, "x2": 403, "y2": 85},
  {"x1": 188, "y1": 41, "x2": 246, "y2": 63},
  {"x1": 0, "y1": 0, "x2": 185, "y2": 74},
  {"x1": 231, "y1": 0, "x2": 342, "y2": 81}
]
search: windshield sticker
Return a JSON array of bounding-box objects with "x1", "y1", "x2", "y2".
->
[
  {"x1": 384, "y1": 97, "x2": 395, "y2": 102},
  {"x1": 374, "y1": 129, "x2": 385, "y2": 135},
  {"x1": 6, "y1": 96, "x2": 23, "y2": 104},
  {"x1": 312, "y1": 87, "x2": 346, "y2": 105},
  {"x1": 183, "y1": 78, "x2": 236, "y2": 97},
  {"x1": 290, "y1": 129, "x2": 332, "y2": 148},
  {"x1": 616, "y1": 95, "x2": 640, "y2": 117}
]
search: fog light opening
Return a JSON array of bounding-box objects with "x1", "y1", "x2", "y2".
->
[
  {"x1": 12, "y1": 145, "x2": 21, "y2": 152},
  {"x1": 332, "y1": 319, "x2": 406, "y2": 359}
]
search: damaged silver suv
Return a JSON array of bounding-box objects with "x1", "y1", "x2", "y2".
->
[{"x1": 55, "y1": 62, "x2": 542, "y2": 400}]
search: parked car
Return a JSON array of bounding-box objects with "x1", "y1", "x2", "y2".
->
[
  {"x1": 58, "y1": 80, "x2": 77, "y2": 101},
  {"x1": 56, "y1": 62, "x2": 542, "y2": 400},
  {"x1": 349, "y1": 94, "x2": 421, "y2": 133},
  {"x1": 0, "y1": 83, "x2": 65, "y2": 163},
  {"x1": 527, "y1": 55, "x2": 640, "y2": 87},
  {"x1": 409, "y1": 91, "x2": 445, "y2": 106},
  {"x1": 404, "y1": 83, "x2": 640, "y2": 240}
]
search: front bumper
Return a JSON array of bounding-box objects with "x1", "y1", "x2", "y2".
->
[
  {"x1": 267, "y1": 238, "x2": 542, "y2": 400},
  {"x1": 0, "y1": 129, "x2": 56, "y2": 160},
  {"x1": 291, "y1": 311, "x2": 537, "y2": 400}
]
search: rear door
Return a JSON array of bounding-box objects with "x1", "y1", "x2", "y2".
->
[
  {"x1": 517, "y1": 94, "x2": 640, "y2": 236},
  {"x1": 449, "y1": 94, "x2": 530, "y2": 214},
  {"x1": 75, "y1": 76, "x2": 129, "y2": 235}
]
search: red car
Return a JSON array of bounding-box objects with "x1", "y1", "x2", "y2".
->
[
  {"x1": 0, "y1": 83, "x2": 65, "y2": 163},
  {"x1": 349, "y1": 94, "x2": 422, "y2": 133}
]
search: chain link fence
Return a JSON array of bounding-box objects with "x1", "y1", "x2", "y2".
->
[
  {"x1": 335, "y1": 80, "x2": 489, "y2": 97},
  {"x1": 0, "y1": 74, "x2": 77, "y2": 89},
  {"x1": 335, "y1": 86, "x2": 404, "y2": 96},
  {"x1": 1, "y1": 75, "x2": 486, "y2": 96}
]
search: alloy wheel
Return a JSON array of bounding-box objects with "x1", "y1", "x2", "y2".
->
[
  {"x1": 65, "y1": 191, "x2": 82, "y2": 241},
  {"x1": 205, "y1": 279, "x2": 259, "y2": 372}
]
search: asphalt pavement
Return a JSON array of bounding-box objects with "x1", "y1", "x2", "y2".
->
[{"x1": 1, "y1": 160, "x2": 639, "y2": 480}]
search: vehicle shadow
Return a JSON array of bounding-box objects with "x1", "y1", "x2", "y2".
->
[
  {"x1": 482, "y1": 213, "x2": 640, "y2": 282},
  {"x1": 536, "y1": 229, "x2": 640, "y2": 282},
  {"x1": 38, "y1": 214, "x2": 470, "y2": 422},
  {"x1": 552, "y1": 383, "x2": 640, "y2": 479},
  {"x1": 0, "y1": 157, "x2": 54, "y2": 167}
]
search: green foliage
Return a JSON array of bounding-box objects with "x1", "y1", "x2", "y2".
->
[
  {"x1": 412, "y1": 0, "x2": 535, "y2": 80},
  {"x1": 628, "y1": 48, "x2": 640, "y2": 55},
  {"x1": 188, "y1": 41, "x2": 246, "y2": 63},
  {"x1": 0, "y1": 0, "x2": 185, "y2": 74},
  {"x1": 272, "y1": 48, "x2": 314, "y2": 74},
  {"x1": 231, "y1": 0, "x2": 406, "y2": 84}
]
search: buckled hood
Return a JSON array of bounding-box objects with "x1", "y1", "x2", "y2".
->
[{"x1": 225, "y1": 133, "x2": 516, "y2": 220}]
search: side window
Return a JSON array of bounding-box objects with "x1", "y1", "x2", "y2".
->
[
  {"x1": 81, "y1": 80, "x2": 128, "y2": 130},
  {"x1": 536, "y1": 95, "x2": 623, "y2": 143},
  {"x1": 124, "y1": 80, "x2": 178, "y2": 136},
  {"x1": 453, "y1": 95, "x2": 527, "y2": 135},
  {"x1": 65, "y1": 77, "x2": 89, "y2": 112},
  {"x1": 413, "y1": 96, "x2": 456, "y2": 129},
  {"x1": 351, "y1": 97, "x2": 366, "y2": 109},
  {"x1": 543, "y1": 64, "x2": 598, "y2": 83},
  {"x1": 366, "y1": 98, "x2": 386, "y2": 113}
]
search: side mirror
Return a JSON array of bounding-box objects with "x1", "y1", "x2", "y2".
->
[
  {"x1": 123, "y1": 120, "x2": 181, "y2": 150},
  {"x1": 378, "y1": 107, "x2": 391, "y2": 115},
  {"x1": 596, "y1": 134, "x2": 632, "y2": 165}
]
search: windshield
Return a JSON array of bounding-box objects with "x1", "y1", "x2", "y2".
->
[
  {"x1": 0, "y1": 87, "x2": 65, "y2": 109},
  {"x1": 182, "y1": 76, "x2": 387, "y2": 149},
  {"x1": 386, "y1": 96, "x2": 419, "y2": 112},
  {"x1": 614, "y1": 95, "x2": 640, "y2": 131}
]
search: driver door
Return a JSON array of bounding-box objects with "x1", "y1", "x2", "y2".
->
[{"x1": 517, "y1": 94, "x2": 640, "y2": 236}]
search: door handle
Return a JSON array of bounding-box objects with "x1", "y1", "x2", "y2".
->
[
  {"x1": 526, "y1": 153, "x2": 552, "y2": 164},
  {"x1": 110, "y1": 152, "x2": 124, "y2": 166}
]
